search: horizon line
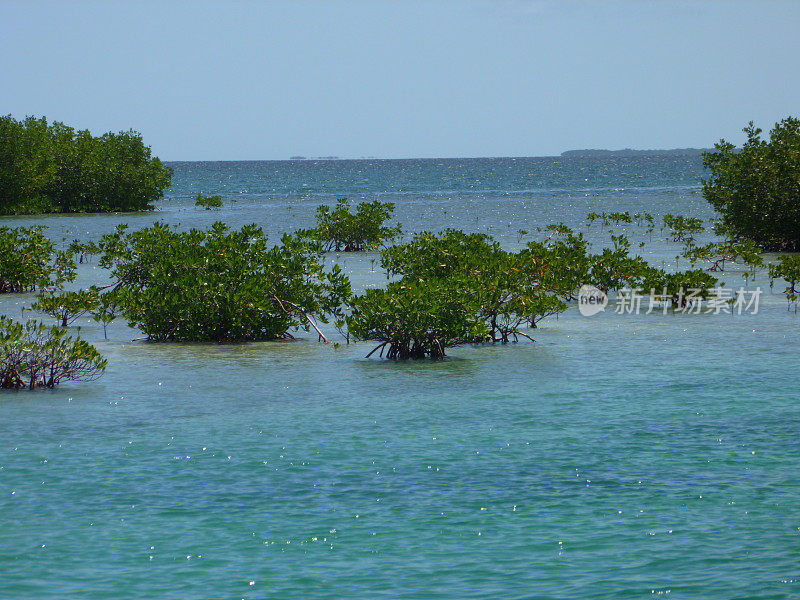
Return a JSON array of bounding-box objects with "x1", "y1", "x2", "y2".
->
[{"x1": 163, "y1": 148, "x2": 712, "y2": 163}]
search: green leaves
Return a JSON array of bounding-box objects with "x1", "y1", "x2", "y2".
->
[
  {"x1": 0, "y1": 114, "x2": 173, "y2": 215},
  {"x1": 308, "y1": 198, "x2": 402, "y2": 252},
  {"x1": 586, "y1": 211, "x2": 635, "y2": 228},
  {"x1": 683, "y1": 239, "x2": 764, "y2": 281},
  {"x1": 0, "y1": 226, "x2": 76, "y2": 293},
  {"x1": 32, "y1": 287, "x2": 101, "y2": 327},
  {"x1": 0, "y1": 316, "x2": 107, "y2": 389},
  {"x1": 98, "y1": 222, "x2": 351, "y2": 343},
  {"x1": 194, "y1": 192, "x2": 223, "y2": 210},
  {"x1": 641, "y1": 267, "x2": 718, "y2": 307},
  {"x1": 703, "y1": 116, "x2": 800, "y2": 251},
  {"x1": 769, "y1": 255, "x2": 800, "y2": 309},
  {"x1": 524, "y1": 230, "x2": 652, "y2": 298},
  {"x1": 587, "y1": 234, "x2": 651, "y2": 294},
  {"x1": 351, "y1": 222, "x2": 688, "y2": 360},
  {"x1": 663, "y1": 214, "x2": 705, "y2": 242},
  {"x1": 349, "y1": 229, "x2": 568, "y2": 358},
  {"x1": 348, "y1": 280, "x2": 486, "y2": 359}
]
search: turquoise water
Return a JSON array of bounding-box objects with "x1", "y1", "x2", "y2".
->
[{"x1": 1, "y1": 157, "x2": 799, "y2": 599}]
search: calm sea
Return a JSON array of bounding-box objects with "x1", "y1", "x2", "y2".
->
[{"x1": 1, "y1": 156, "x2": 798, "y2": 599}]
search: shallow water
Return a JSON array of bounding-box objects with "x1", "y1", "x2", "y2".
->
[{"x1": 1, "y1": 157, "x2": 798, "y2": 599}]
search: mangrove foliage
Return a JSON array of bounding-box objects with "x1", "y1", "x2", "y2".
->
[
  {"x1": 703, "y1": 117, "x2": 800, "y2": 251},
  {"x1": 348, "y1": 230, "x2": 569, "y2": 358},
  {"x1": 0, "y1": 316, "x2": 107, "y2": 389},
  {"x1": 97, "y1": 222, "x2": 351, "y2": 343},
  {"x1": 0, "y1": 226, "x2": 75, "y2": 293},
  {"x1": 307, "y1": 198, "x2": 401, "y2": 251},
  {"x1": 195, "y1": 193, "x2": 223, "y2": 210},
  {"x1": 32, "y1": 287, "x2": 101, "y2": 327},
  {"x1": 0, "y1": 115, "x2": 173, "y2": 214},
  {"x1": 769, "y1": 255, "x2": 800, "y2": 310}
]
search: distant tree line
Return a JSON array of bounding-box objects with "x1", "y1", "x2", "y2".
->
[{"x1": 0, "y1": 115, "x2": 173, "y2": 214}]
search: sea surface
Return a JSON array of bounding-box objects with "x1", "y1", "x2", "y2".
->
[{"x1": 1, "y1": 156, "x2": 798, "y2": 599}]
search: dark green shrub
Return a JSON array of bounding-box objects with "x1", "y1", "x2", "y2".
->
[
  {"x1": 0, "y1": 115, "x2": 173, "y2": 214},
  {"x1": 0, "y1": 226, "x2": 75, "y2": 293},
  {"x1": 683, "y1": 239, "x2": 763, "y2": 276},
  {"x1": 309, "y1": 198, "x2": 401, "y2": 251},
  {"x1": 663, "y1": 214, "x2": 705, "y2": 242},
  {"x1": 703, "y1": 117, "x2": 800, "y2": 250},
  {"x1": 348, "y1": 230, "x2": 569, "y2": 358},
  {"x1": 194, "y1": 193, "x2": 223, "y2": 210},
  {"x1": 347, "y1": 279, "x2": 486, "y2": 359},
  {"x1": 98, "y1": 222, "x2": 351, "y2": 343},
  {"x1": 641, "y1": 267, "x2": 718, "y2": 308}
]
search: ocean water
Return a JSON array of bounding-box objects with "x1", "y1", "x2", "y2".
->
[{"x1": 1, "y1": 157, "x2": 798, "y2": 599}]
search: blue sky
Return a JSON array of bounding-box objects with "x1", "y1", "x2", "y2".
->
[{"x1": 1, "y1": 0, "x2": 798, "y2": 160}]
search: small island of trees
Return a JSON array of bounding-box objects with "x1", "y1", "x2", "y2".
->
[{"x1": 0, "y1": 115, "x2": 172, "y2": 215}]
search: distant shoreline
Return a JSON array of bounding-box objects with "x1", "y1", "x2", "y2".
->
[{"x1": 165, "y1": 150, "x2": 711, "y2": 164}]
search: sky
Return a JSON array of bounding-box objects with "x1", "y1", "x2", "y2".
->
[{"x1": 1, "y1": 0, "x2": 798, "y2": 160}]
